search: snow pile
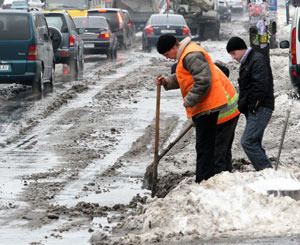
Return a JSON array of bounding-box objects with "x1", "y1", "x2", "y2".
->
[{"x1": 112, "y1": 168, "x2": 300, "y2": 243}]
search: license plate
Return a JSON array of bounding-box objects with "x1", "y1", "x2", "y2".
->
[
  {"x1": 0, "y1": 65, "x2": 10, "y2": 71},
  {"x1": 84, "y1": 43, "x2": 94, "y2": 48},
  {"x1": 161, "y1": 29, "x2": 176, "y2": 34}
]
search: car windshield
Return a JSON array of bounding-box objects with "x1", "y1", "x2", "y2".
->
[
  {"x1": 45, "y1": 14, "x2": 68, "y2": 33},
  {"x1": 73, "y1": 17, "x2": 108, "y2": 29},
  {"x1": 150, "y1": 15, "x2": 185, "y2": 25},
  {"x1": 0, "y1": 13, "x2": 30, "y2": 40}
]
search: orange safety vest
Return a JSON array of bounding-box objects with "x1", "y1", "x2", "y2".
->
[
  {"x1": 215, "y1": 66, "x2": 240, "y2": 124},
  {"x1": 176, "y1": 42, "x2": 228, "y2": 118}
]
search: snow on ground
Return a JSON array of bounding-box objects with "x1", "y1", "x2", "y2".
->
[{"x1": 110, "y1": 168, "x2": 300, "y2": 244}]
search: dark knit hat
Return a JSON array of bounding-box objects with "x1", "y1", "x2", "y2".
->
[
  {"x1": 157, "y1": 34, "x2": 177, "y2": 54},
  {"x1": 226, "y1": 36, "x2": 247, "y2": 53}
]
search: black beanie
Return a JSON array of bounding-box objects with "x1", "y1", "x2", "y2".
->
[
  {"x1": 226, "y1": 36, "x2": 247, "y2": 53},
  {"x1": 157, "y1": 34, "x2": 177, "y2": 54}
]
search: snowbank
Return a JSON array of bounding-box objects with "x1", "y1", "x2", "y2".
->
[{"x1": 107, "y1": 168, "x2": 300, "y2": 244}]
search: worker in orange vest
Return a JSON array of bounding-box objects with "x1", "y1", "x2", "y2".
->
[
  {"x1": 156, "y1": 34, "x2": 228, "y2": 183},
  {"x1": 171, "y1": 62, "x2": 240, "y2": 174}
]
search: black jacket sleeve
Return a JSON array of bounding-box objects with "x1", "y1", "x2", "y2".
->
[{"x1": 247, "y1": 54, "x2": 270, "y2": 113}]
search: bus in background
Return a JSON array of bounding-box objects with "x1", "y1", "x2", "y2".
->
[{"x1": 43, "y1": 0, "x2": 105, "y2": 17}]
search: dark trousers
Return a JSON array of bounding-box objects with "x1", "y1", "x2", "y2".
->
[
  {"x1": 214, "y1": 115, "x2": 239, "y2": 174},
  {"x1": 193, "y1": 111, "x2": 219, "y2": 183}
]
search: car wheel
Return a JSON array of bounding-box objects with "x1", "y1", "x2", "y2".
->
[
  {"x1": 78, "y1": 52, "x2": 84, "y2": 80},
  {"x1": 201, "y1": 23, "x2": 220, "y2": 41},
  {"x1": 44, "y1": 64, "x2": 55, "y2": 93},
  {"x1": 142, "y1": 38, "x2": 150, "y2": 52},
  {"x1": 114, "y1": 48, "x2": 117, "y2": 59},
  {"x1": 107, "y1": 49, "x2": 113, "y2": 59},
  {"x1": 50, "y1": 64, "x2": 55, "y2": 85},
  {"x1": 122, "y1": 31, "x2": 129, "y2": 49},
  {"x1": 145, "y1": 41, "x2": 151, "y2": 52},
  {"x1": 142, "y1": 38, "x2": 146, "y2": 51},
  {"x1": 129, "y1": 34, "x2": 133, "y2": 46},
  {"x1": 123, "y1": 37, "x2": 129, "y2": 49},
  {"x1": 32, "y1": 70, "x2": 42, "y2": 98},
  {"x1": 147, "y1": 44, "x2": 152, "y2": 52},
  {"x1": 69, "y1": 57, "x2": 79, "y2": 81}
]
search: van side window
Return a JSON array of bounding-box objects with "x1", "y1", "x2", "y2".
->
[
  {"x1": 40, "y1": 16, "x2": 49, "y2": 41},
  {"x1": 35, "y1": 15, "x2": 45, "y2": 42},
  {"x1": 0, "y1": 14, "x2": 30, "y2": 40}
]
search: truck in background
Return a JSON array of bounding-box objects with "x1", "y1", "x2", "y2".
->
[
  {"x1": 105, "y1": 0, "x2": 160, "y2": 31},
  {"x1": 105, "y1": 0, "x2": 220, "y2": 40},
  {"x1": 165, "y1": 0, "x2": 220, "y2": 40}
]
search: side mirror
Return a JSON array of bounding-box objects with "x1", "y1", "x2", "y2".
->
[{"x1": 280, "y1": 40, "x2": 290, "y2": 49}]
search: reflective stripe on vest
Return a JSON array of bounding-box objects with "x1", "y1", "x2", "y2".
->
[
  {"x1": 176, "y1": 42, "x2": 228, "y2": 118},
  {"x1": 215, "y1": 66, "x2": 240, "y2": 124}
]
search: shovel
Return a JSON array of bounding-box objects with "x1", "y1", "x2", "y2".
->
[
  {"x1": 268, "y1": 96, "x2": 300, "y2": 201},
  {"x1": 151, "y1": 84, "x2": 161, "y2": 197},
  {"x1": 145, "y1": 121, "x2": 194, "y2": 192},
  {"x1": 275, "y1": 97, "x2": 293, "y2": 170}
]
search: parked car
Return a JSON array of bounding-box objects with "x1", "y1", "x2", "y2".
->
[
  {"x1": 0, "y1": 9, "x2": 55, "y2": 96},
  {"x1": 87, "y1": 8, "x2": 131, "y2": 49},
  {"x1": 219, "y1": 0, "x2": 231, "y2": 22},
  {"x1": 73, "y1": 16, "x2": 118, "y2": 59},
  {"x1": 142, "y1": 13, "x2": 191, "y2": 52},
  {"x1": 122, "y1": 9, "x2": 135, "y2": 43},
  {"x1": 280, "y1": 6, "x2": 300, "y2": 96},
  {"x1": 44, "y1": 11, "x2": 84, "y2": 80}
]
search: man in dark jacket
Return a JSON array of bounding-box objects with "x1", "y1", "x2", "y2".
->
[{"x1": 226, "y1": 36, "x2": 274, "y2": 170}]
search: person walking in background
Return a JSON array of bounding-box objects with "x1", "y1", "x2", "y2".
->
[
  {"x1": 226, "y1": 36, "x2": 274, "y2": 171},
  {"x1": 155, "y1": 34, "x2": 228, "y2": 183}
]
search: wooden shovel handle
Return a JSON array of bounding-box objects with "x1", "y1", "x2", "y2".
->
[{"x1": 152, "y1": 84, "x2": 161, "y2": 197}]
